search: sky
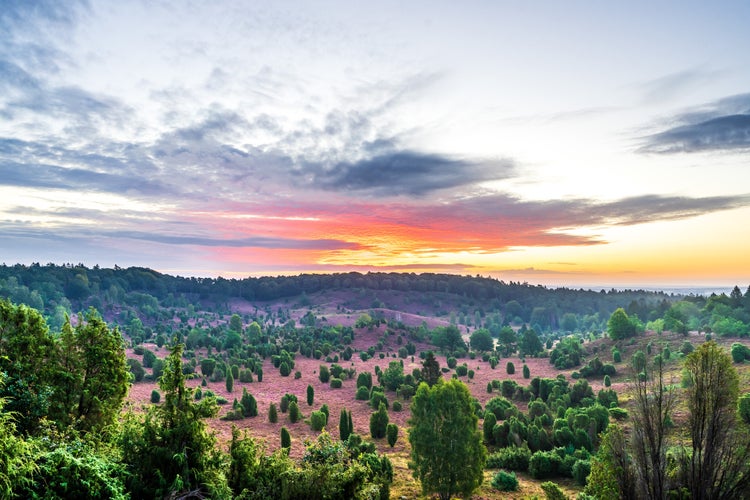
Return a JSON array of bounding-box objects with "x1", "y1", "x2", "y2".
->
[{"x1": 1, "y1": 1, "x2": 750, "y2": 288}]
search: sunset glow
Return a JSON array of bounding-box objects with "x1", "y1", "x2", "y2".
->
[{"x1": 2, "y1": 1, "x2": 749, "y2": 288}]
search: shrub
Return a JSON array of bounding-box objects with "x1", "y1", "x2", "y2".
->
[
  {"x1": 127, "y1": 358, "x2": 145, "y2": 382},
  {"x1": 310, "y1": 410, "x2": 326, "y2": 431},
  {"x1": 447, "y1": 357, "x2": 457, "y2": 369},
  {"x1": 241, "y1": 389, "x2": 258, "y2": 417},
  {"x1": 370, "y1": 391, "x2": 388, "y2": 410},
  {"x1": 456, "y1": 364, "x2": 468, "y2": 376},
  {"x1": 506, "y1": 361, "x2": 515, "y2": 374},
  {"x1": 603, "y1": 375, "x2": 611, "y2": 387},
  {"x1": 319, "y1": 364, "x2": 331, "y2": 383},
  {"x1": 738, "y1": 393, "x2": 750, "y2": 425},
  {"x1": 540, "y1": 481, "x2": 567, "y2": 500},
  {"x1": 529, "y1": 450, "x2": 562, "y2": 479},
  {"x1": 356, "y1": 386, "x2": 370, "y2": 400},
  {"x1": 386, "y1": 423, "x2": 398, "y2": 447},
  {"x1": 150, "y1": 390, "x2": 160, "y2": 404},
  {"x1": 608, "y1": 407, "x2": 628, "y2": 420},
  {"x1": 280, "y1": 395, "x2": 290, "y2": 413},
  {"x1": 281, "y1": 427, "x2": 291, "y2": 449},
  {"x1": 330, "y1": 378, "x2": 343, "y2": 389},
  {"x1": 486, "y1": 446, "x2": 531, "y2": 471},
  {"x1": 612, "y1": 348, "x2": 621, "y2": 363},
  {"x1": 572, "y1": 459, "x2": 591, "y2": 486},
  {"x1": 369, "y1": 402, "x2": 389, "y2": 439},
  {"x1": 491, "y1": 470, "x2": 519, "y2": 492},
  {"x1": 356, "y1": 372, "x2": 373, "y2": 389},
  {"x1": 392, "y1": 401, "x2": 403, "y2": 412},
  {"x1": 307, "y1": 384, "x2": 314, "y2": 406},
  {"x1": 288, "y1": 401, "x2": 301, "y2": 423},
  {"x1": 294, "y1": 371, "x2": 302, "y2": 379},
  {"x1": 239, "y1": 368, "x2": 253, "y2": 383},
  {"x1": 268, "y1": 403, "x2": 278, "y2": 423},
  {"x1": 468, "y1": 369, "x2": 475, "y2": 379},
  {"x1": 523, "y1": 364, "x2": 531, "y2": 379}
]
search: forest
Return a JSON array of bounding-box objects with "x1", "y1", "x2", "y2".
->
[{"x1": 1, "y1": 263, "x2": 750, "y2": 499}]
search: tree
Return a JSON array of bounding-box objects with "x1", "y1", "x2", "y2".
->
[
  {"x1": 307, "y1": 384, "x2": 314, "y2": 406},
  {"x1": 339, "y1": 409, "x2": 351, "y2": 441},
  {"x1": 0, "y1": 299, "x2": 58, "y2": 435},
  {"x1": 268, "y1": 403, "x2": 278, "y2": 423},
  {"x1": 370, "y1": 402, "x2": 389, "y2": 439},
  {"x1": 679, "y1": 341, "x2": 750, "y2": 499},
  {"x1": 523, "y1": 364, "x2": 531, "y2": 379},
  {"x1": 519, "y1": 328, "x2": 543, "y2": 357},
  {"x1": 288, "y1": 401, "x2": 301, "y2": 423},
  {"x1": 469, "y1": 328, "x2": 494, "y2": 352},
  {"x1": 420, "y1": 351, "x2": 441, "y2": 387},
  {"x1": 386, "y1": 423, "x2": 398, "y2": 447},
  {"x1": 319, "y1": 365, "x2": 330, "y2": 383},
  {"x1": 409, "y1": 379, "x2": 487, "y2": 500},
  {"x1": 229, "y1": 313, "x2": 243, "y2": 333},
  {"x1": 120, "y1": 343, "x2": 226, "y2": 499},
  {"x1": 506, "y1": 361, "x2": 515, "y2": 374},
  {"x1": 608, "y1": 308, "x2": 636, "y2": 340},
  {"x1": 226, "y1": 369, "x2": 234, "y2": 393},
  {"x1": 629, "y1": 351, "x2": 676, "y2": 499},
  {"x1": 381, "y1": 360, "x2": 405, "y2": 391},
  {"x1": 281, "y1": 427, "x2": 291, "y2": 450},
  {"x1": 241, "y1": 388, "x2": 257, "y2": 417},
  {"x1": 52, "y1": 308, "x2": 130, "y2": 435}
]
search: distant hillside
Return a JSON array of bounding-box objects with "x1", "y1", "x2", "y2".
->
[{"x1": 0, "y1": 263, "x2": 678, "y2": 333}]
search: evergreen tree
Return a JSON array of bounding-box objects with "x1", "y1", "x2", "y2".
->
[
  {"x1": 226, "y1": 369, "x2": 234, "y2": 393},
  {"x1": 268, "y1": 403, "x2": 278, "y2": 423},
  {"x1": 307, "y1": 384, "x2": 314, "y2": 406},
  {"x1": 120, "y1": 343, "x2": 227, "y2": 499},
  {"x1": 386, "y1": 423, "x2": 398, "y2": 447},
  {"x1": 281, "y1": 427, "x2": 291, "y2": 450},
  {"x1": 339, "y1": 408, "x2": 351, "y2": 441},
  {"x1": 421, "y1": 351, "x2": 441, "y2": 387},
  {"x1": 409, "y1": 379, "x2": 487, "y2": 500},
  {"x1": 370, "y1": 402, "x2": 389, "y2": 439}
]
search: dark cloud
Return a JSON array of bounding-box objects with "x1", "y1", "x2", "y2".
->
[
  {"x1": 311, "y1": 151, "x2": 515, "y2": 196},
  {"x1": 640, "y1": 93, "x2": 750, "y2": 153},
  {"x1": 109, "y1": 231, "x2": 361, "y2": 250}
]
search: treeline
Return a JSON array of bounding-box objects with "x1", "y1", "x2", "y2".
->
[{"x1": 0, "y1": 262, "x2": 675, "y2": 324}]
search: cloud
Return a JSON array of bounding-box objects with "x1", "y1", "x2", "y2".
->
[
  {"x1": 640, "y1": 93, "x2": 750, "y2": 153},
  {"x1": 309, "y1": 151, "x2": 515, "y2": 196}
]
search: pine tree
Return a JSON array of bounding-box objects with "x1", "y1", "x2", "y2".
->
[{"x1": 339, "y1": 408, "x2": 350, "y2": 441}]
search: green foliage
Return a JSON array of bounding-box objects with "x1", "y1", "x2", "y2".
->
[
  {"x1": 550, "y1": 337, "x2": 583, "y2": 369},
  {"x1": 486, "y1": 446, "x2": 531, "y2": 471},
  {"x1": 491, "y1": 470, "x2": 519, "y2": 492},
  {"x1": 226, "y1": 369, "x2": 234, "y2": 393},
  {"x1": 731, "y1": 342, "x2": 750, "y2": 363},
  {"x1": 307, "y1": 384, "x2": 315, "y2": 406},
  {"x1": 356, "y1": 371, "x2": 372, "y2": 389},
  {"x1": 339, "y1": 409, "x2": 351, "y2": 441},
  {"x1": 519, "y1": 328, "x2": 544, "y2": 357},
  {"x1": 523, "y1": 363, "x2": 531, "y2": 379},
  {"x1": 289, "y1": 401, "x2": 301, "y2": 423},
  {"x1": 739, "y1": 394, "x2": 750, "y2": 425},
  {"x1": 386, "y1": 423, "x2": 398, "y2": 447},
  {"x1": 310, "y1": 410, "x2": 327, "y2": 431},
  {"x1": 241, "y1": 388, "x2": 258, "y2": 417},
  {"x1": 529, "y1": 450, "x2": 563, "y2": 479},
  {"x1": 281, "y1": 427, "x2": 291, "y2": 449},
  {"x1": 0, "y1": 392, "x2": 35, "y2": 497},
  {"x1": 128, "y1": 357, "x2": 145, "y2": 382},
  {"x1": 409, "y1": 379, "x2": 487, "y2": 500},
  {"x1": 201, "y1": 358, "x2": 216, "y2": 377},
  {"x1": 469, "y1": 328, "x2": 494, "y2": 351},
  {"x1": 356, "y1": 386, "x2": 370, "y2": 400},
  {"x1": 21, "y1": 441, "x2": 128, "y2": 500},
  {"x1": 607, "y1": 308, "x2": 636, "y2": 340},
  {"x1": 370, "y1": 402, "x2": 389, "y2": 439},
  {"x1": 269, "y1": 403, "x2": 278, "y2": 423},
  {"x1": 540, "y1": 480, "x2": 567, "y2": 500},
  {"x1": 420, "y1": 351, "x2": 441, "y2": 386},
  {"x1": 506, "y1": 361, "x2": 515, "y2": 374},
  {"x1": 120, "y1": 343, "x2": 226, "y2": 499},
  {"x1": 150, "y1": 389, "x2": 161, "y2": 403},
  {"x1": 54, "y1": 309, "x2": 130, "y2": 435},
  {"x1": 330, "y1": 378, "x2": 343, "y2": 388},
  {"x1": 319, "y1": 364, "x2": 331, "y2": 383},
  {"x1": 392, "y1": 400, "x2": 403, "y2": 412},
  {"x1": 0, "y1": 299, "x2": 59, "y2": 435}
]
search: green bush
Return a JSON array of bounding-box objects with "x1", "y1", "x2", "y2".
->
[
  {"x1": 330, "y1": 378, "x2": 343, "y2": 388},
  {"x1": 529, "y1": 450, "x2": 562, "y2": 479},
  {"x1": 319, "y1": 364, "x2": 331, "y2": 383},
  {"x1": 268, "y1": 403, "x2": 278, "y2": 423},
  {"x1": 369, "y1": 402, "x2": 389, "y2": 439},
  {"x1": 392, "y1": 400, "x2": 403, "y2": 412},
  {"x1": 150, "y1": 390, "x2": 160, "y2": 404},
  {"x1": 356, "y1": 386, "x2": 370, "y2": 400},
  {"x1": 288, "y1": 401, "x2": 301, "y2": 423},
  {"x1": 486, "y1": 446, "x2": 531, "y2": 471},
  {"x1": 608, "y1": 407, "x2": 628, "y2": 420},
  {"x1": 491, "y1": 470, "x2": 519, "y2": 492},
  {"x1": 386, "y1": 423, "x2": 398, "y2": 447},
  {"x1": 506, "y1": 361, "x2": 515, "y2": 374},
  {"x1": 281, "y1": 427, "x2": 291, "y2": 449},
  {"x1": 310, "y1": 410, "x2": 326, "y2": 431},
  {"x1": 239, "y1": 368, "x2": 253, "y2": 383},
  {"x1": 541, "y1": 481, "x2": 567, "y2": 500},
  {"x1": 572, "y1": 459, "x2": 591, "y2": 485}
]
